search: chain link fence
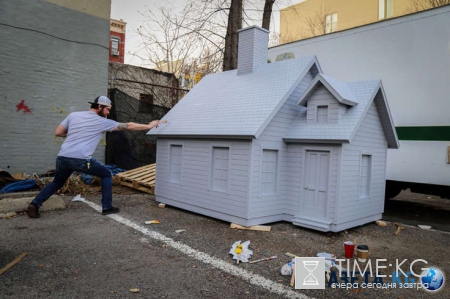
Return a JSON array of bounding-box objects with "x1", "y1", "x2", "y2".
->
[{"x1": 106, "y1": 88, "x2": 170, "y2": 170}]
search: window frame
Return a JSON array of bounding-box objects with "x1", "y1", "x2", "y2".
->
[
  {"x1": 359, "y1": 154, "x2": 372, "y2": 199},
  {"x1": 260, "y1": 149, "x2": 279, "y2": 196},
  {"x1": 316, "y1": 105, "x2": 329, "y2": 124},
  {"x1": 138, "y1": 94, "x2": 154, "y2": 113},
  {"x1": 325, "y1": 12, "x2": 338, "y2": 33},
  {"x1": 379, "y1": 0, "x2": 394, "y2": 20},
  {"x1": 169, "y1": 144, "x2": 183, "y2": 183},
  {"x1": 210, "y1": 146, "x2": 230, "y2": 193},
  {"x1": 111, "y1": 36, "x2": 120, "y2": 56}
]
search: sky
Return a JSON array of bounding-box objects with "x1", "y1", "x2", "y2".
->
[{"x1": 110, "y1": 0, "x2": 305, "y2": 67}]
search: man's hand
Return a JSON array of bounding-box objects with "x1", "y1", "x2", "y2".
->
[
  {"x1": 116, "y1": 120, "x2": 161, "y2": 131},
  {"x1": 149, "y1": 120, "x2": 160, "y2": 129}
]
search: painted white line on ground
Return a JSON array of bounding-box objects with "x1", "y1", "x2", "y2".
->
[{"x1": 84, "y1": 200, "x2": 311, "y2": 299}]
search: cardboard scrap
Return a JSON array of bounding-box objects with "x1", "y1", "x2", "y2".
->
[
  {"x1": 375, "y1": 220, "x2": 387, "y2": 227},
  {"x1": 0, "y1": 212, "x2": 18, "y2": 219},
  {"x1": 145, "y1": 220, "x2": 160, "y2": 224},
  {"x1": 230, "y1": 223, "x2": 271, "y2": 232},
  {"x1": 284, "y1": 252, "x2": 298, "y2": 258}
]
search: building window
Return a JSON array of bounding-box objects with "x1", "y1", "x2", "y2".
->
[
  {"x1": 261, "y1": 149, "x2": 278, "y2": 195},
  {"x1": 139, "y1": 94, "x2": 154, "y2": 113},
  {"x1": 111, "y1": 37, "x2": 120, "y2": 56},
  {"x1": 359, "y1": 154, "x2": 372, "y2": 199},
  {"x1": 379, "y1": 0, "x2": 394, "y2": 20},
  {"x1": 211, "y1": 147, "x2": 229, "y2": 192},
  {"x1": 169, "y1": 145, "x2": 182, "y2": 183},
  {"x1": 316, "y1": 105, "x2": 328, "y2": 123},
  {"x1": 325, "y1": 13, "x2": 338, "y2": 33}
]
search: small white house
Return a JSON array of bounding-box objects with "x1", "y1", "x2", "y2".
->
[{"x1": 148, "y1": 26, "x2": 399, "y2": 232}]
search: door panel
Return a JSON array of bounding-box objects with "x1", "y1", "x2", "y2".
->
[{"x1": 302, "y1": 151, "x2": 330, "y2": 219}]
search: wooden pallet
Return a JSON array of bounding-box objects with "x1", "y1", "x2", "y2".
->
[{"x1": 115, "y1": 164, "x2": 156, "y2": 194}]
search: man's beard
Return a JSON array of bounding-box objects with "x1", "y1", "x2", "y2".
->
[{"x1": 98, "y1": 109, "x2": 107, "y2": 118}]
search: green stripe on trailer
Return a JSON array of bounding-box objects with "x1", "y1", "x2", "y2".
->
[{"x1": 396, "y1": 126, "x2": 450, "y2": 141}]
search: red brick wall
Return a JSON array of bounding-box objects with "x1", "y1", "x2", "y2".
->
[{"x1": 109, "y1": 30, "x2": 125, "y2": 63}]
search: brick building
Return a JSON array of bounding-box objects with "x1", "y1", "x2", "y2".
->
[{"x1": 109, "y1": 19, "x2": 126, "y2": 64}]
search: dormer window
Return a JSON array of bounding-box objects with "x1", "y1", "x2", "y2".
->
[{"x1": 316, "y1": 105, "x2": 329, "y2": 123}]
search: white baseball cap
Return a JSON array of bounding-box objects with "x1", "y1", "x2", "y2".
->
[{"x1": 88, "y1": 95, "x2": 112, "y2": 107}]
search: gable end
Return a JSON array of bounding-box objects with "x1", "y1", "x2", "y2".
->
[{"x1": 305, "y1": 83, "x2": 346, "y2": 124}]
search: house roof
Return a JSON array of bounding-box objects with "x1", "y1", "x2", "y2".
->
[
  {"x1": 283, "y1": 75, "x2": 399, "y2": 149},
  {"x1": 298, "y1": 74, "x2": 358, "y2": 106},
  {"x1": 147, "y1": 56, "x2": 320, "y2": 139}
]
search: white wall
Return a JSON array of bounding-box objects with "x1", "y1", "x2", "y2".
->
[
  {"x1": 154, "y1": 138, "x2": 252, "y2": 224},
  {"x1": 0, "y1": 0, "x2": 111, "y2": 173},
  {"x1": 338, "y1": 101, "x2": 388, "y2": 224}
]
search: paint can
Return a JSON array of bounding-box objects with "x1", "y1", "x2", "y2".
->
[
  {"x1": 356, "y1": 245, "x2": 369, "y2": 262},
  {"x1": 343, "y1": 241, "x2": 355, "y2": 258}
]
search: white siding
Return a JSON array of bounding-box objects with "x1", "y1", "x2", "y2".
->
[
  {"x1": 337, "y1": 101, "x2": 388, "y2": 224},
  {"x1": 155, "y1": 138, "x2": 252, "y2": 222},
  {"x1": 306, "y1": 85, "x2": 343, "y2": 124},
  {"x1": 237, "y1": 26, "x2": 269, "y2": 75},
  {"x1": 284, "y1": 145, "x2": 303, "y2": 213},
  {"x1": 248, "y1": 71, "x2": 315, "y2": 223}
]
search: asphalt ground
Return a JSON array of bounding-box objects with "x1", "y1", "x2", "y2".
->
[{"x1": 1, "y1": 190, "x2": 449, "y2": 298}]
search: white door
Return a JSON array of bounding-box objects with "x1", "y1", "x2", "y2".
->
[{"x1": 302, "y1": 150, "x2": 330, "y2": 219}]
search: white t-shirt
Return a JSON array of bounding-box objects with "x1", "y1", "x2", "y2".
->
[{"x1": 58, "y1": 111, "x2": 118, "y2": 159}]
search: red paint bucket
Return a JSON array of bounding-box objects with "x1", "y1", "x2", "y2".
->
[{"x1": 344, "y1": 241, "x2": 355, "y2": 258}]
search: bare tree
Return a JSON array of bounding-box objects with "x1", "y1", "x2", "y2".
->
[
  {"x1": 304, "y1": 3, "x2": 331, "y2": 38},
  {"x1": 262, "y1": 0, "x2": 276, "y2": 30},
  {"x1": 135, "y1": 1, "x2": 295, "y2": 75},
  {"x1": 135, "y1": 6, "x2": 200, "y2": 76},
  {"x1": 409, "y1": 0, "x2": 450, "y2": 11},
  {"x1": 223, "y1": 0, "x2": 243, "y2": 71}
]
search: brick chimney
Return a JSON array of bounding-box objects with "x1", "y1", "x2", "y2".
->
[{"x1": 237, "y1": 26, "x2": 269, "y2": 75}]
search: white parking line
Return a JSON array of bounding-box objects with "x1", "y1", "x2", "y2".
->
[{"x1": 84, "y1": 200, "x2": 311, "y2": 299}]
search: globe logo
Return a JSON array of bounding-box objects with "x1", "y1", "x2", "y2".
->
[{"x1": 421, "y1": 268, "x2": 444, "y2": 291}]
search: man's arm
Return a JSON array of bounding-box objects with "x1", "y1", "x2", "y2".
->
[
  {"x1": 55, "y1": 124, "x2": 67, "y2": 137},
  {"x1": 114, "y1": 120, "x2": 160, "y2": 131}
]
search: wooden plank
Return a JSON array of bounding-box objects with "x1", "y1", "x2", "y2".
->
[
  {"x1": 230, "y1": 223, "x2": 271, "y2": 232},
  {"x1": 116, "y1": 164, "x2": 155, "y2": 178},
  {"x1": 115, "y1": 164, "x2": 156, "y2": 194},
  {"x1": 285, "y1": 252, "x2": 298, "y2": 258},
  {"x1": 119, "y1": 181, "x2": 154, "y2": 194},
  {"x1": 0, "y1": 252, "x2": 28, "y2": 275}
]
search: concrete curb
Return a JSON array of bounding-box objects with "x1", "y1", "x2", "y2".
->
[{"x1": 0, "y1": 191, "x2": 66, "y2": 214}]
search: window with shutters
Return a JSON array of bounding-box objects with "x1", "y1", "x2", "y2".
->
[
  {"x1": 169, "y1": 145, "x2": 182, "y2": 183},
  {"x1": 211, "y1": 147, "x2": 229, "y2": 192},
  {"x1": 261, "y1": 149, "x2": 278, "y2": 195}
]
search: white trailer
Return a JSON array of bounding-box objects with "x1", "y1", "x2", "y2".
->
[{"x1": 268, "y1": 5, "x2": 450, "y2": 198}]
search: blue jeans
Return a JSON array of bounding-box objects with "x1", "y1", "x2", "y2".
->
[{"x1": 32, "y1": 156, "x2": 113, "y2": 210}]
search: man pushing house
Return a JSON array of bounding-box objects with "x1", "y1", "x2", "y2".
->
[{"x1": 27, "y1": 95, "x2": 160, "y2": 218}]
